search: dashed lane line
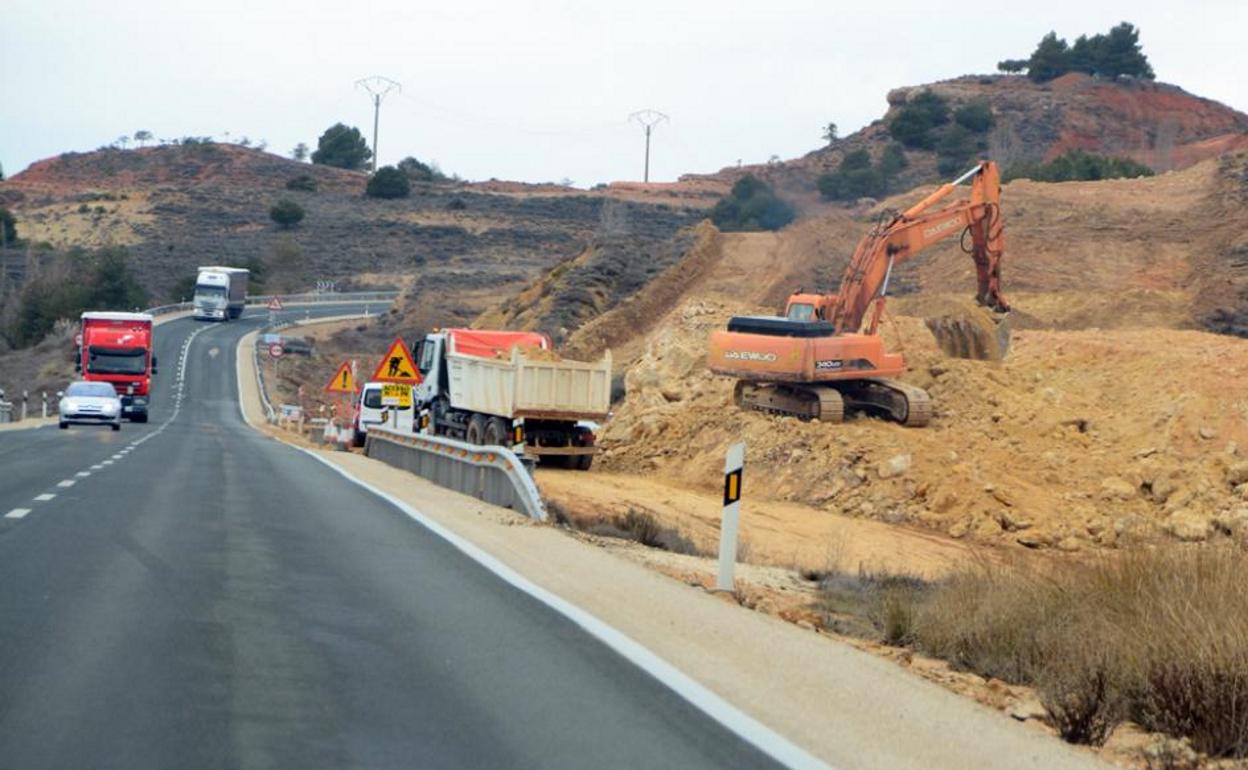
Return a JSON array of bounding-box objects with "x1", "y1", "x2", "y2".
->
[
  {"x1": 56, "y1": 480, "x2": 76, "y2": 488},
  {"x1": 5, "y1": 509, "x2": 31, "y2": 519},
  {"x1": 33, "y1": 494, "x2": 55, "y2": 502}
]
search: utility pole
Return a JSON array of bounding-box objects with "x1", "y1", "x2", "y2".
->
[
  {"x1": 355, "y1": 76, "x2": 402, "y2": 172},
  {"x1": 629, "y1": 109, "x2": 668, "y2": 183}
]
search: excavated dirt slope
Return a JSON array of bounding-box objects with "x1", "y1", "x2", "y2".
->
[
  {"x1": 599, "y1": 302, "x2": 1248, "y2": 551},
  {"x1": 570, "y1": 156, "x2": 1248, "y2": 553}
]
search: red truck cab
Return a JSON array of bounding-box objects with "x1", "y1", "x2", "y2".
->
[{"x1": 77, "y1": 312, "x2": 157, "y2": 423}]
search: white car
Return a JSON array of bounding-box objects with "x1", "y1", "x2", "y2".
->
[{"x1": 58, "y1": 381, "x2": 123, "y2": 431}]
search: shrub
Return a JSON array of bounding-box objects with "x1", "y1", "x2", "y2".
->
[
  {"x1": 710, "y1": 175, "x2": 795, "y2": 231},
  {"x1": 1005, "y1": 150, "x2": 1155, "y2": 182},
  {"x1": 285, "y1": 174, "x2": 318, "y2": 192},
  {"x1": 888, "y1": 90, "x2": 949, "y2": 150},
  {"x1": 877, "y1": 142, "x2": 909, "y2": 178},
  {"x1": 269, "y1": 199, "x2": 305, "y2": 228},
  {"x1": 397, "y1": 156, "x2": 445, "y2": 182},
  {"x1": 0, "y1": 207, "x2": 17, "y2": 247},
  {"x1": 816, "y1": 146, "x2": 907, "y2": 202},
  {"x1": 935, "y1": 124, "x2": 983, "y2": 176},
  {"x1": 954, "y1": 102, "x2": 994, "y2": 133},
  {"x1": 365, "y1": 166, "x2": 411, "y2": 199},
  {"x1": 310, "y1": 123, "x2": 372, "y2": 170},
  {"x1": 908, "y1": 548, "x2": 1248, "y2": 755},
  {"x1": 4, "y1": 246, "x2": 148, "y2": 347}
]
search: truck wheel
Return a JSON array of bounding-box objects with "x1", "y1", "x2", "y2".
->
[
  {"x1": 352, "y1": 430, "x2": 366, "y2": 448},
  {"x1": 59, "y1": 421, "x2": 68, "y2": 430},
  {"x1": 484, "y1": 417, "x2": 510, "y2": 447},
  {"x1": 576, "y1": 454, "x2": 593, "y2": 471},
  {"x1": 131, "y1": 413, "x2": 148, "y2": 424},
  {"x1": 465, "y1": 414, "x2": 488, "y2": 445},
  {"x1": 111, "y1": 422, "x2": 121, "y2": 432}
]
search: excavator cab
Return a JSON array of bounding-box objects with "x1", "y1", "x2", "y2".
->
[{"x1": 784, "y1": 293, "x2": 834, "y2": 322}]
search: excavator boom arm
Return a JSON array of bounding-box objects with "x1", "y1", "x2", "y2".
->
[{"x1": 830, "y1": 162, "x2": 1007, "y2": 334}]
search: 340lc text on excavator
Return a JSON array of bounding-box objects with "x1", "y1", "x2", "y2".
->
[{"x1": 708, "y1": 160, "x2": 1012, "y2": 426}]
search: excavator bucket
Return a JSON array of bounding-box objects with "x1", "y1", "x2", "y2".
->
[{"x1": 925, "y1": 303, "x2": 1011, "y2": 361}]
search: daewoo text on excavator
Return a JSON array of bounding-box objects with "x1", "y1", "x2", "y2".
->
[{"x1": 708, "y1": 161, "x2": 1011, "y2": 427}]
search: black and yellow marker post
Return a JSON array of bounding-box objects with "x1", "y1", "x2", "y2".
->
[{"x1": 716, "y1": 442, "x2": 746, "y2": 593}]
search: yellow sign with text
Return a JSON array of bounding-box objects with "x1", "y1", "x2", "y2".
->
[{"x1": 381, "y1": 383, "x2": 412, "y2": 408}]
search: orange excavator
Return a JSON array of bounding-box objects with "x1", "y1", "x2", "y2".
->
[{"x1": 708, "y1": 161, "x2": 1011, "y2": 427}]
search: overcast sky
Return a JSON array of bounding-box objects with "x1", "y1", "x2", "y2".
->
[{"x1": 2, "y1": 0, "x2": 1244, "y2": 186}]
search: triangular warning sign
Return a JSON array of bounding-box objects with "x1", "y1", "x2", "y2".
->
[
  {"x1": 267, "y1": 296, "x2": 284, "y2": 311},
  {"x1": 325, "y1": 361, "x2": 357, "y2": 393},
  {"x1": 369, "y1": 337, "x2": 422, "y2": 384}
]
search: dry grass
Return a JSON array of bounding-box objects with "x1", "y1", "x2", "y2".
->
[{"x1": 908, "y1": 547, "x2": 1248, "y2": 755}]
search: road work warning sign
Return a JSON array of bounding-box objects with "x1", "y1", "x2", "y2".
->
[
  {"x1": 370, "y1": 337, "x2": 422, "y2": 384},
  {"x1": 325, "y1": 361, "x2": 357, "y2": 394},
  {"x1": 381, "y1": 383, "x2": 412, "y2": 408}
]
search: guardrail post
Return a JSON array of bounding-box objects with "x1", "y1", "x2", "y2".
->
[
  {"x1": 21, "y1": 390, "x2": 28, "y2": 422},
  {"x1": 41, "y1": 391, "x2": 47, "y2": 418}
]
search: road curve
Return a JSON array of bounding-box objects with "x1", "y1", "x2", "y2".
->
[{"x1": 0, "y1": 309, "x2": 790, "y2": 769}]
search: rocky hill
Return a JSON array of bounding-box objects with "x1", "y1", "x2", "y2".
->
[
  {"x1": 684, "y1": 72, "x2": 1248, "y2": 196},
  {"x1": 0, "y1": 143, "x2": 703, "y2": 314}
]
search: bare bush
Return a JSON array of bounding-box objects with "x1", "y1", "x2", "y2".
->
[{"x1": 910, "y1": 547, "x2": 1248, "y2": 755}]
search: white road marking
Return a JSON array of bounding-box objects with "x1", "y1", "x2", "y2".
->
[
  {"x1": 111, "y1": 454, "x2": 123, "y2": 459},
  {"x1": 56, "y1": 479, "x2": 76, "y2": 488},
  {"x1": 33, "y1": 494, "x2": 55, "y2": 502},
  {"x1": 5, "y1": 509, "x2": 31, "y2": 519},
  {"x1": 101, "y1": 460, "x2": 114, "y2": 466},
  {"x1": 90, "y1": 464, "x2": 104, "y2": 470},
  {"x1": 75, "y1": 471, "x2": 91, "y2": 478}
]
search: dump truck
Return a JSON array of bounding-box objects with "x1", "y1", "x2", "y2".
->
[
  {"x1": 193, "y1": 266, "x2": 249, "y2": 320},
  {"x1": 413, "y1": 328, "x2": 611, "y2": 470},
  {"x1": 77, "y1": 311, "x2": 158, "y2": 422}
]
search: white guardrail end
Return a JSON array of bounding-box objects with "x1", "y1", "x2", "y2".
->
[{"x1": 364, "y1": 428, "x2": 547, "y2": 522}]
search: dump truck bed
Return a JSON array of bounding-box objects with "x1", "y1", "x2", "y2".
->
[{"x1": 446, "y1": 334, "x2": 611, "y2": 421}]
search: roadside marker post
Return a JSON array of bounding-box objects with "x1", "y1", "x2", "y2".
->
[{"x1": 716, "y1": 442, "x2": 746, "y2": 593}]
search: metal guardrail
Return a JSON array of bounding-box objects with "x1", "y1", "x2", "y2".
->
[
  {"x1": 247, "y1": 291, "x2": 400, "y2": 306},
  {"x1": 0, "y1": 400, "x2": 12, "y2": 423},
  {"x1": 143, "y1": 290, "x2": 400, "y2": 317},
  {"x1": 365, "y1": 428, "x2": 548, "y2": 522}
]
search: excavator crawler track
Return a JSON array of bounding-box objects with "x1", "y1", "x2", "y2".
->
[
  {"x1": 734, "y1": 381, "x2": 844, "y2": 422},
  {"x1": 837, "y1": 378, "x2": 932, "y2": 427},
  {"x1": 734, "y1": 379, "x2": 932, "y2": 426},
  {"x1": 728, "y1": 372, "x2": 933, "y2": 427}
]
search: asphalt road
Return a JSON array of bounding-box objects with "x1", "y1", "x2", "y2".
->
[{"x1": 0, "y1": 308, "x2": 791, "y2": 770}]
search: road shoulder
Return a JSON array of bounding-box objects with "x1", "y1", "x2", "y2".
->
[{"x1": 234, "y1": 324, "x2": 1111, "y2": 770}]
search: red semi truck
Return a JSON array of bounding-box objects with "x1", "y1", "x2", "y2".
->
[{"x1": 77, "y1": 312, "x2": 158, "y2": 423}]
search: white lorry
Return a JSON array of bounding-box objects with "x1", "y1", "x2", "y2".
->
[
  {"x1": 409, "y1": 328, "x2": 612, "y2": 470},
  {"x1": 193, "y1": 266, "x2": 249, "y2": 321}
]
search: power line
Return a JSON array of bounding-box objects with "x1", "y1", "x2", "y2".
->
[
  {"x1": 355, "y1": 76, "x2": 401, "y2": 172},
  {"x1": 629, "y1": 109, "x2": 668, "y2": 183}
]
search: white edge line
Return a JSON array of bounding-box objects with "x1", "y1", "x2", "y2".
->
[
  {"x1": 233, "y1": 328, "x2": 832, "y2": 770},
  {"x1": 298, "y1": 448, "x2": 833, "y2": 770}
]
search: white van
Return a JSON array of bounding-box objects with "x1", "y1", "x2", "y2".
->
[{"x1": 351, "y1": 381, "x2": 415, "y2": 446}]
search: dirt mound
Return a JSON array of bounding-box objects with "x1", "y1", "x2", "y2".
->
[{"x1": 599, "y1": 298, "x2": 1248, "y2": 551}]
